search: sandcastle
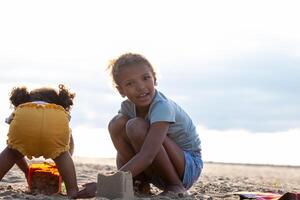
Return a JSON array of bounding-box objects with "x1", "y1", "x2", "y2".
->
[{"x1": 96, "y1": 171, "x2": 134, "y2": 199}]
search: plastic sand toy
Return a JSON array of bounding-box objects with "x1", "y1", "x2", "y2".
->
[{"x1": 28, "y1": 162, "x2": 62, "y2": 195}]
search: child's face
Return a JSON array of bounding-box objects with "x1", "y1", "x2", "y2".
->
[{"x1": 117, "y1": 64, "x2": 156, "y2": 108}]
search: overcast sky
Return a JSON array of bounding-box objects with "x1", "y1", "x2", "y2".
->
[{"x1": 0, "y1": 0, "x2": 299, "y2": 165}]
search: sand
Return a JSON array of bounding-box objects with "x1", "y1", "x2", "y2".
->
[{"x1": 0, "y1": 157, "x2": 299, "y2": 199}]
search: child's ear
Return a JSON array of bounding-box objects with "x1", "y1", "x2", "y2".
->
[{"x1": 116, "y1": 86, "x2": 126, "y2": 98}]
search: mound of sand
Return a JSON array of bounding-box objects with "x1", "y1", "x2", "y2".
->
[{"x1": 0, "y1": 157, "x2": 299, "y2": 199}]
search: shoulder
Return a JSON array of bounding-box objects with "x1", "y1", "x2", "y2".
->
[
  {"x1": 151, "y1": 90, "x2": 169, "y2": 104},
  {"x1": 120, "y1": 99, "x2": 134, "y2": 109},
  {"x1": 150, "y1": 90, "x2": 174, "y2": 111},
  {"x1": 119, "y1": 99, "x2": 135, "y2": 118},
  {"x1": 148, "y1": 90, "x2": 176, "y2": 123}
]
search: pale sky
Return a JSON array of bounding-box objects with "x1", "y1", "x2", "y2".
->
[{"x1": 0, "y1": 0, "x2": 300, "y2": 165}]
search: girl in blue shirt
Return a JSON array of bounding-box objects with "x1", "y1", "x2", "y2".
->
[
  {"x1": 78, "y1": 53, "x2": 203, "y2": 197},
  {"x1": 106, "y1": 53, "x2": 203, "y2": 194}
]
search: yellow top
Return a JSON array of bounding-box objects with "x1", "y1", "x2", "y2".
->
[{"x1": 7, "y1": 102, "x2": 70, "y2": 159}]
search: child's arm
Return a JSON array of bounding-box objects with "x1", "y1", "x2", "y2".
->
[
  {"x1": 119, "y1": 121, "x2": 169, "y2": 176},
  {"x1": 69, "y1": 132, "x2": 74, "y2": 156}
]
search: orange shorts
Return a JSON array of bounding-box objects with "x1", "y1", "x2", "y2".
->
[{"x1": 7, "y1": 102, "x2": 70, "y2": 159}]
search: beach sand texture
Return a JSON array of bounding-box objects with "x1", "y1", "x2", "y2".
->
[{"x1": 0, "y1": 157, "x2": 299, "y2": 199}]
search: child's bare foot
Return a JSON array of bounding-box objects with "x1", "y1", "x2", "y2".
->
[
  {"x1": 133, "y1": 180, "x2": 151, "y2": 195},
  {"x1": 76, "y1": 182, "x2": 96, "y2": 198},
  {"x1": 68, "y1": 188, "x2": 79, "y2": 199},
  {"x1": 160, "y1": 184, "x2": 186, "y2": 196}
]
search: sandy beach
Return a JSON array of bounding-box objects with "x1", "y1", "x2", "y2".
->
[{"x1": 0, "y1": 157, "x2": 299, "y2": 200}]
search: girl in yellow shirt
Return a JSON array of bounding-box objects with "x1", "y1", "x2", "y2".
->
[{"x1": 0, "y1": 84, "x2": 78, "y2": 198}]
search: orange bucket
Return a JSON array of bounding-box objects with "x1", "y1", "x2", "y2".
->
[{"x1": 28, "y1": 162, "x2": 62, "y2": 195}]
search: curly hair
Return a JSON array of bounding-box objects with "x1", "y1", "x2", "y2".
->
[
  {"x1": 107, "y1": 53, "x2": 157, "y2": 87},
  {"x1": 9, "y1": 84, "x2": 75, "y2": 111}
]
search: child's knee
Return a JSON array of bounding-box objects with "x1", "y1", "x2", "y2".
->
[
  {"x1": 126, "y1": 118, "x2": 149, "y2": 141},
  {"x1": 108, "y1": 114, "x2": 128, "y2": 137},
  {"x1": 108, "y1": 115, "x2": 128, "y2": 140}
]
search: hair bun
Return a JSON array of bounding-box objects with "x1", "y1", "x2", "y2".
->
[{"x1": 9, "y1": 87, "x2": 30, "y2": 107}]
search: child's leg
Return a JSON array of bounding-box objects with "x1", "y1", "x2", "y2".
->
[
  {"x1": 108, "y1": 114, "x2": 136, "y2": 167},
  {"x1": 16, "y1": 157, "x2": 29, "y2": 180},
  {"x1": 109, "y1": 115, "x2": 151, "y2": 193},
  {"x1": 126, "y1": 118, "x2": 186, "y2": 193},
  {"x1": 0, "y1": 147, "x2": 24, "y2": 180},
  {"x1": 53, "y1": 151, "x2": 78, "y2": 198}
]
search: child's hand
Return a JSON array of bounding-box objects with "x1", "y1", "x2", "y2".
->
[
  {"x1": 76, "y1": 182, "x2": 96, "y2": 198},
  {"x1": 5, "y1": 113, "x2": 14, "y2": 124}
]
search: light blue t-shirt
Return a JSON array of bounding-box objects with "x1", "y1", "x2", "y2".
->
[{"x1": 118, "y1": 90, "x2": 201, "y2": 151}]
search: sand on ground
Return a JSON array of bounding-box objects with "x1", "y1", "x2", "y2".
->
[{"x1": 0, "y1": 157, "x2": 299, "y2": 200}]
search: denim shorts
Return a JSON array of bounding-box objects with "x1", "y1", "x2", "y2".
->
[
  {"x1": 182, "y1": 150, "x2": 203, "y2": 189},
  {"x1": 150, "y1": 150, "x2": 203, "y2": 190}
]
